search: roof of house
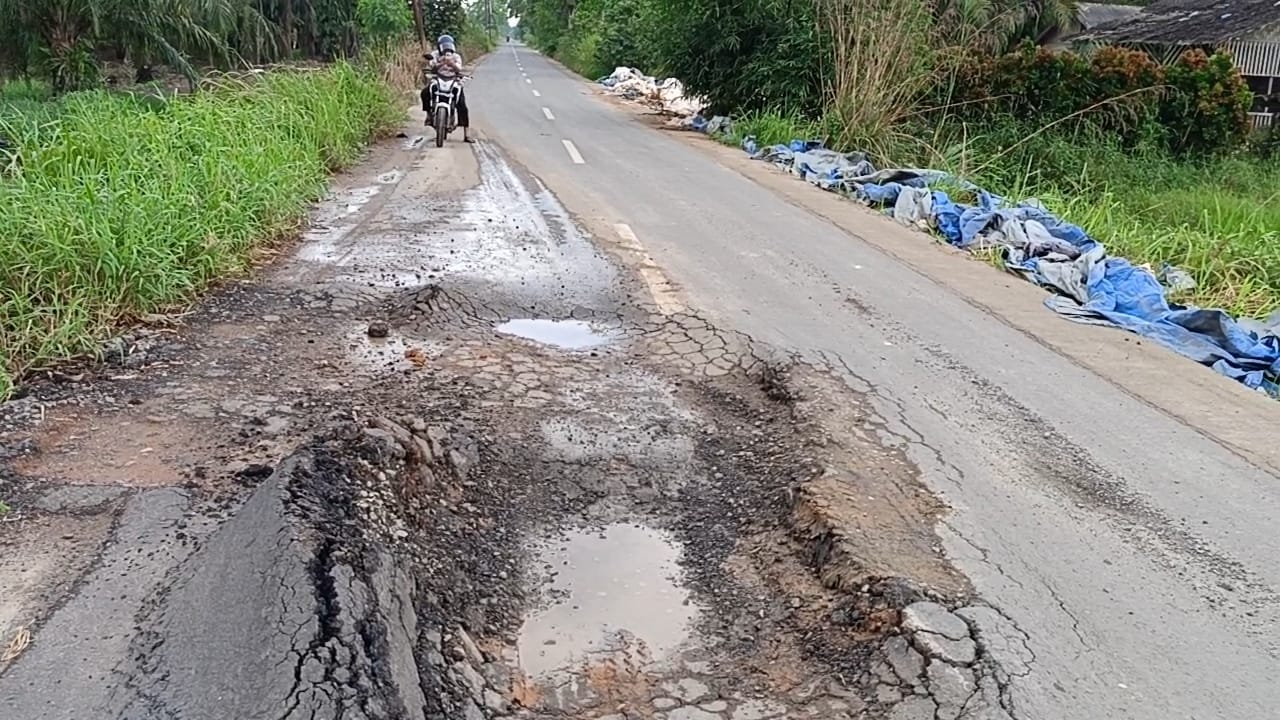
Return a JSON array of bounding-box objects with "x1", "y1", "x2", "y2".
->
[
  {"x1": 1080, "y1": 0, "x2": 1280, "y2": 44},
  {"x1": 1076, "y1": 2, "x2": 1144, "y2": 29}
]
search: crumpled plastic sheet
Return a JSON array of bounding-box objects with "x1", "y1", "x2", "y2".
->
[
  {"x1": 599, "y1": 67, "x2": 705, "y2": 117},
  {"x1": 743, "y1": 135, "x2": 1280, "y2": 394}
]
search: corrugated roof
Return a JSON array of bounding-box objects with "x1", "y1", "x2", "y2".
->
[
  {"x1": 1077, "y1": 2, "x2": 1143, "y2": 29},
  {"x1": 1081, "y1": 0, "x2": 1280, "y2": 44}
]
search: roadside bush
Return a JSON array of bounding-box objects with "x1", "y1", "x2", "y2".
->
[
  {"x1": 595, "y1": 0, "x2": 658, "y2": 73},
  {"x1": 951, "y1": 44, "x2": 1162, "y2": 139},
  {"x1": 1160, "y1": 49, "x2": 1252, "y2": 154},
  {"x1": 949, "y1": 43, "x2": 1252, "y2": 154},
  {"x1": 460, "y1": 19, "x2": 497, "y2": 59},
  {"x1": 821, "y1": 0, "x2": 938, "y2": 158},
  {"x1": 557, "y1": 6, "x2": 607, "y2": 79},
  {"x1": 356, "y1": 0, "x2": 415, "y2": 47},
  {"x1": 526, "y1": 0, "x2": 656, "y2": 80},
  {"x1": 0, "y1": 63, "x2": 401, "y2": 398},
  {"x1": 1253, "y1": 125, "x2": 1280, "y2": 159},
  {"x1": 648, "y1": 0, "x2": 828, "y2": 116}
]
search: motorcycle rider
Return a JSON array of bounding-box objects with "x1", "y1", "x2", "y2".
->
[{"x1": 423, "y1": 34, "x2": 474, "y2": 143}]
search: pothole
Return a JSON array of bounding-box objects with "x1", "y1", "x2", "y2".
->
[
  {"x1": 539, "y1": 416, "x2": 696, "y2": 469},
  {"x1": 517, "y1": 522, "x2": 701, "y2": 681},
  {"x1": 343, "y1": 325, "x2": 444, "y2": 371},
  {"x1": 496, "y1": 319, "x2": 620, "y2": 351}
]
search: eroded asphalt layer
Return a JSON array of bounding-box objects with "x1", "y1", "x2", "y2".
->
[{"x1": 0, "y1": 131, "x2": 1024, "y2": 719}]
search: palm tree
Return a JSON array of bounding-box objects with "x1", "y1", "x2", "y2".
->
[
  {"x1": 934, "y1": 0, "x2": 1080, "y2": 54},
  {"x1": 0, "y1": 0, "x2": 288, "y2": 91}
]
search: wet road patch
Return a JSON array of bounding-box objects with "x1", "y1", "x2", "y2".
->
[
  {"x1": 517, "y1": 523, "x2": 699, "y2": 680},
  {"x1": 495, "y1": 318, "x2": 621, "y2": 351}
]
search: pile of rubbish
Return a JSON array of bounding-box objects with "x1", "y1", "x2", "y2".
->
[
  {"x1": 740, "y1": 137, "x2": 1280, "y2": 394},
  {"x1": 598, "y1": 67, "x2": 705, "y2": 118}
]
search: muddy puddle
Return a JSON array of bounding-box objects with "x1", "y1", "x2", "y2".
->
[
  {"x1": 496, "y1": 319, "x2": 620, "y2": 351},
  {"x1": 287, "y1": 142, "x2": 623, "y2": 312},
  {"x1": 431, "y1": 144, "x2": 619, "y2": 309},
  {"x1": 517, "y1": 523, "x2": 700, "y2": 681}
]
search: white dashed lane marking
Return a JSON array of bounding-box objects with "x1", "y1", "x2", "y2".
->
[{"x1": 561, "y1": 140, "x2": 585, "y2": 164}]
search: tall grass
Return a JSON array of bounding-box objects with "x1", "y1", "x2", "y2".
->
[
  {"x1": 0, "y1": 63, "x2": 402, "y2": 397},
  {"x1": 729, "y1": 110, "x2": 825, "y2": 148},
  {"x1": 926, "y1": 121, "x2": 1280, "y2": 317},
  {"x1": 819, "y1": 0, "x2": 939, "y2": 159}
]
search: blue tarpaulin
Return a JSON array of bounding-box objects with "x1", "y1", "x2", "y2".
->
[{"x1": 741, "y1": 135, "x2": 1280, "y2": 395}]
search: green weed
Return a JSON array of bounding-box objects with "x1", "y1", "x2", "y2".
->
[
  {"x1": 728, "y1": 110, "x2": 824, "y2": 149},
  {"x1": 0, "y1": 63, "x2": 401, "y2": 397}
]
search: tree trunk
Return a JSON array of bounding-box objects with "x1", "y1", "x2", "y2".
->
[
  {"x1": 412, "y1": 0, "x2": 427, "y2": 47},
  {"x1": 282, "y1": 0, "x2": 294, "y2": 58},
  {"x1": 303, "y1": 1, "x2": 318, "y2": 58}
]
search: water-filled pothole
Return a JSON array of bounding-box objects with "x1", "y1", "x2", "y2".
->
[
  {"x1": 517, "y1": 523, "x2": 700, "y2": 680},
  {"x1": 496, "y1": 319, "x2": 620, "y2": 351}
]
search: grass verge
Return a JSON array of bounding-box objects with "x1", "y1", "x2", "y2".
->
[{"x1": 0, "y1": 63, "x2": 402, "y2": 398}]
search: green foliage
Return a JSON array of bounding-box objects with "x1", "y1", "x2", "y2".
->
[
  {"x1": 646, "y1": 0, "x2": 827, "y2": 115},
  {"x1": 1252, "y1": 125, "x2": 1280, "y2": 160},
  {"x1": 313, "y1": 0, "x2": 361, "y2": 59},
  {"x1": 595, "y1": 0, "x2": 656, "y2": 72},
  {"x1": 949, "y1": 43, "x2": 1252, "y2": 155},
  {"x1": 356, "y1": 0, "x2": 413, "y2": 46},
  {"x1": 0, "y1": 63, "x2": 401, "y2": 396},
  {"x1": 424, "y1": 0, "x2": 465, "y2": 42},
  {"x1": 519, "y1": 0, "x2": 1099, "y2": 117},
  {"x1": 40, "y1": 40, "x2": 102, "y2": 93},
  {"x1": 727, "y1": 110, "x2": 824, "y2": 148},
  {"x1": 0, "y1": 0, "x2": 409, "y2": 90},
  {"x1": 462, "y1": 0, "x2": 500, "y2": 55},
  {"x1": 1160, "y1": 49, "x2": 1252, "y2": 155}
]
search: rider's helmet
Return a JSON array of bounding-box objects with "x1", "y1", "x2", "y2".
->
[{"x1": 437, "y1": 34, "x2": 456, "y2": 53}]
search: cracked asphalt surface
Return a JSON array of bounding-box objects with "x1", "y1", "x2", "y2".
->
[
  {"x1": 468, "y1": 44, "x2": 1280, "y2": 718},
  {"x1": 0, "y1": 41, "x2": 1278, "y2": 720}
]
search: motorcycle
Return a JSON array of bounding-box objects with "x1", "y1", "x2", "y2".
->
[{"x1": 427, "y1": 66, "x2": 467, "y2": 148}]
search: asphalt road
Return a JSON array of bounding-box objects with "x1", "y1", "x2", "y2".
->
[{"x1": 468, "y1": 43, "x2": 1280, "y2": 720}]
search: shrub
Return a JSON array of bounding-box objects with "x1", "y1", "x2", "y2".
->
[
  {"x1": 357, "y1": 0, "x2": 415, "y2": 47},
  {"x1": 1253, "y1": 125, "x2": 1280, "y2": 159},
  {"x1": 1160, "y1": 49, "x2": 1252, "y2": 154},
  {"x1": 949, "y1": 43, "x2": 1251, "y2": 155},
  {"x1": 952, "y1": 43, "x2": 1161, "y2": 139},
  {"x1": 646, "y1": 0, "x2": 829, "y2": 116},
  {"x1": 595, "y1": 0, "x2": 658, "y2": 72}
]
